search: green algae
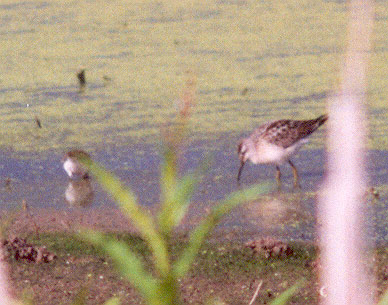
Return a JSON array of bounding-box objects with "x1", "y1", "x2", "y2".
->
[{"x1": 0, "y1": 0, "x2": 386, "y2": 153}]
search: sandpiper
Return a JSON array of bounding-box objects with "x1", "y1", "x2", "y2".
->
[
  {"x1": 237, "y1": 114, "x2": 327, "y2": 188},
  {"x1": 62, "y1": 150, "x2": 90, "y2": 179}
]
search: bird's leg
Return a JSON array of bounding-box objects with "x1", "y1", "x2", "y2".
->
[
  {"x1": 288, "y1": 160, "x2": 301, "y2": 189},
  {"x1": 275, "y1": 165, "x2": 282, "y2": 190}
]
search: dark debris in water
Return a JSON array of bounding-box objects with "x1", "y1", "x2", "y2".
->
[
  {"x1": 77, "y1": 69, "x2": 86, "y2": 92},
  {"x1": 245, "y1": 237, "x2": 293, "y2": 259},
  {"x1": 366, "y1": 187, "x2": 380, "y2": 200},
  {"x1": 1, "y1": 237, "x2": 56, "y2": 263}
]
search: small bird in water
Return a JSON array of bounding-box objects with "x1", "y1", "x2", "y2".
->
[
  {"x1": 62, "y1": 150, "x2": 90, "y2": 179},
  {"x1": 237, "y1": 114, "x2": 328, "y2": 188}
]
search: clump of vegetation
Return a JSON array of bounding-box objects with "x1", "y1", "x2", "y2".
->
[
  {"x1": 2, "y1": 237, "x2": 56, "y2": 263},
  {"x1": 245, "y1": 237, "x2": 293, "y2": 259}
]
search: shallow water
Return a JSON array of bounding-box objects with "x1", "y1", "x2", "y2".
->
[
  {"x1": 1, "y1": 141, "x2": 388, "y2": 243},
  {"x1": 0, "y1": 138, "x2": 324, "y2": 208}
]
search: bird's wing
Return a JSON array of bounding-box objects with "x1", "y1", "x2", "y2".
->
[
  {"x1": 259, "y1": 120, "x2": 305, "y2": 148},
  {"x1": 251, "y1": 116, "x2": 327, "y2": 149}
]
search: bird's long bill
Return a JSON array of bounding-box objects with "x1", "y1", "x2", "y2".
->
[{"x1": 237, "y1": 161, "x2": 245, "y2": 182}]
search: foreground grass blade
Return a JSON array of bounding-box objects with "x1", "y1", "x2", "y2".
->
[
  {"x1": 269, "y1": 279, "x2": 305, "y2": 305},
  {"x1": 103, "y1": 297, "x2": 120, "y2": 305},
  {"x1": 159, "y1": 150, "x2": 177, "y2": 212},
  {"x1": 159, "y1": 150, "x2": 211, "y2": 235},
  {"x1": 159, "y1": 169, "x2": 203, "y2": 234},
  {"x1": 173, "y1": 183, "x2": 268, "y2": 277},
  {"x1": 80, "y1": 158, "x2": 170, "y2": 275},
  {"x1": 82, "y1": 231, "x2": 161, "y2": 304}
]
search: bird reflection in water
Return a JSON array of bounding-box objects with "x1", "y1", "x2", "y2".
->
[{"x1": 65, "y1": 178, "x2": 94, "y2": 207}]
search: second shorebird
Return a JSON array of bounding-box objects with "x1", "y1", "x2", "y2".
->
[
  {"x1": 237, "y1": 114, "x2": 327, "y2": 188},
  {"x1": 62, "y1": 150, "x2": 90, "y2": 179}
]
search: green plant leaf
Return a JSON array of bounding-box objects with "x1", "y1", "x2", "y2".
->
[
  {"x1": 81, "y1": 230, "x2": 161, "y2": 304},
  {"x1": 103, "y1": 297, "x2": 120, "y2": 305},
  {"x1": 269, "y1": 279, "x2": 305, "y2": 305},
  {"x1": 158, "y1": 150, "x2": 211, "y2": 235},
  {"x1": 158, "y1": 170, "x2": 201, "y2": 234},
  {"x1": 173, "y1": 183, "x2": 268, "y2": 277},
  {"x1": 79, "y1": 157, "x2": 170, "y2": 276},
  {"x1": 171, "y1": 172, "x2": 199, "y2": 223},
  {"x1": 160, "y1": 148, "x2": 177, "y2": 198},
  {"x1": 158, "y1": 149, "x2": 178, "y2": 234}
]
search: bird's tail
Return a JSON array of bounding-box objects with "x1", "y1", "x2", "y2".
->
[
  {"x1": 315, "y1": 114, "x2": 328, "y2": 127},
  {"x1": 297, "y1": 114, "x2": 328, "y2": 139}
]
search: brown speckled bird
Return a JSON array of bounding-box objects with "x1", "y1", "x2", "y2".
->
[{"x1": 237, "y1": 114, "x2": 327, "y2": 188}]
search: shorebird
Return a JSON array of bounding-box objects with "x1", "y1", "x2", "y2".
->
[
  {"x1": 237, "y1": 114, "x2": 327, "y2": 188},
  {"x1": 62, "y1": 150, "x2": 90, "y2": 179}
]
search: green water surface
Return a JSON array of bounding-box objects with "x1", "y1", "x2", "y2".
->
[{"x1": 3, "y1": 0, "x2": 385, "y2": 153}]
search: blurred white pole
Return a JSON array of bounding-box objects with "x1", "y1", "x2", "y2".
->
[
  {"x1": 0, "y1": 248, "x2": 13, "y2": 305},
  {"x1": 319, "y1": 1, "x2": 374, "y2": 305}
]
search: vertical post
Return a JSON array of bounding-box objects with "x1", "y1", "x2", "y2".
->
[
  {"x1": 319, "y1": 1, "x2": 374, "y2": 305},
  {"x1": 0, "y1": 248, "x2": 13, "y2": 305}
]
